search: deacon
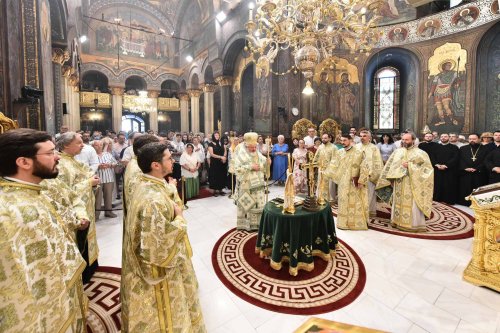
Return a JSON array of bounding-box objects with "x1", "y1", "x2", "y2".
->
[
  {"x1": 233, "y1": 132, "x2": 269, "y2": 231},
  {"x1": 0, "y1": 129, "x2": 86, "y2": 332},
  {"x1": 376, "y1": 132, "x2": 434, "y2": 232},
  {"x1": 121, "y1": 142, "x2": 206, "y2": 332},
  {"x1": 433, "y1": 133, "x2": 459, "y2": 204},
  {"x1": 325, "y1": 134, "x2": 368, "y2": 230},
  {"x1": 457, "y1": 133, "x2": 490, "y2": 205},
  {"x1": 56, "y1": 131, "x2": 100, "y2": 283},
  {"x1": 357, "y1": 130, "x2": 384, "y2": 217},
  {"x1": 484, "y1": 130, "x2": 500, "y2": 184},
  {"x1": 313, "y1": 133, "x2": 338, "y2": 204}
]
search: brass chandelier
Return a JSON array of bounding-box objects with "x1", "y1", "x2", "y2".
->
[{"x1": 245, "y1": 0, "x2": 384, "y2": 93}]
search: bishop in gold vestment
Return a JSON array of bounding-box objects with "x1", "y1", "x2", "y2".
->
[
  {"x1": 233, "y1": 132, "x2": 269, "y2": 231},
  {"x1": 121, "y1": 143, "x2": 205, "y2": 333},
  {"x1": 325, "y1": 135, "x2": 368, "y2": 230},
  {"x1": 357, "y1": 130, "x2": 384, "y2": 217},
  {"x1": 376, "y1": 133, "x2": 434, "y2": 232}
]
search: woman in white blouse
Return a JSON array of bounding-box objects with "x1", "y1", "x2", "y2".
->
[
  {"x1": 180, "y1": 143, "x2": 201, "y2": 199},
  {"x1": 93, "y1": 139, "x2": 118, "y2": 219},
  {"x1": 377, "y1": 134, "x2": 396, "y2": 163}
]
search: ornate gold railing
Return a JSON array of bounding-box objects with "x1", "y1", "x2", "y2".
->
[{"x1": 79, "y1": 92, "x2": 112, "y2": 108}]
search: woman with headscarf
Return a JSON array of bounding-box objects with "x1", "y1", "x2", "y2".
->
[
  {"x1": 208, "y1": 132, "x2": 227, "y2": 196},
  {"x1": 180, "y1": 143, "x2": 201, "y2": 199}
]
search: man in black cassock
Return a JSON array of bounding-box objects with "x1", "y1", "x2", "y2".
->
[
  {"x1": 457, "y1": 133, "x2": 489, "y2": 206},
  {"x1": 433, "y1": 133, "x2": 459, "y2": 204},
  {"x1": 419, "y1": 133, "x2": 438, "y2": 165},
  {"x1": 484, "y1": 130, "x2": 500, "y2": 185}
]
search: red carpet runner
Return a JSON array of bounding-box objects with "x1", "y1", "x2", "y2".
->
[
  {"x1": 84, "y1": 266, "x2": 121, "y2": 333},
  {"x1": 332, "y1": 201, "x2": 474, "y2": 240},
  {"x1": 212, "y1": 229, "x2": 366, "y2": 315}
]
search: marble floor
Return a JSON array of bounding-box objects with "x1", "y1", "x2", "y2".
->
[{"x1": 97, "y1": 185, "x2": 500, "y2": 333}]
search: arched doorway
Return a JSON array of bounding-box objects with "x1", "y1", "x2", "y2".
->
[
  {"x1": 81, "y1": 71, "x2": 109, "y2": 92},
  {"x1": 121, "y1": 114, "x2": 146, "y2": 133}
]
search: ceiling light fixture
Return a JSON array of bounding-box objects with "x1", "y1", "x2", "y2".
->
[
  {"x1": 79, "y1": 35, "x2": 88, "y2": 43},
  {"x1": 185, "y1": 55, "x2": 193, "y2": 62},
  {"x1": 216, "y1": 11, "x2": 227, "y2": 23}
]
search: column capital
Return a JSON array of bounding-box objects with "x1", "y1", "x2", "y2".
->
[
  {"x1": 202, "y1": 84, "x2": 217, "y2": 93},
  {"x1": 187, "y1": 89, "x2": 202, "y2": 98},
  {"x1": 62, "y1": 65, "x2": 75, "y2": 78},
  {"x1": 178, "y1": 92, "x2": 190, "y2": 101},
  {"x1": 110, "y1": 87, "x2": 125, "y2": 96},
  {"x1": 52, "y1": 48, "x2": 70, "y2": 65},
  {"x1": 215, "y1": 76, "x2": 233, "y2": 87},
  {"x1": 147, "y1": 90, "x2": 160, "y2": 98},
  {"x1": 69, "y1": 74, "x2": 79, "y2": 92}
]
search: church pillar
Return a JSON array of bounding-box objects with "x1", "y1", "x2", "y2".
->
[
  {"x1": 188, "y1": 89, "x2": 202, "y2": 133},
  {"x1": 179, "y1": 93, "x2": 190, "y2": 132},
  {"x1": 52, "y1": 49, "x2": 69, "y2": 132},
  {"x1": 69, "y1": 81, "x2": 80, "y2": 131},
  {"x1": 148, "y1": 90, "x2": 160, "y2": 133},
  {"x1": 111, "y1": 87, "x2": 124, "y2": 132},
  {"x1": 215, "y1": 76, "x2": 233, "y2": 132},
  {"x1": 203, "y1": 84, "x2": 216, "y2": 135}
]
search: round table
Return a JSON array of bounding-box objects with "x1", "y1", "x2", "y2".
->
[{"x1": 256, "y1": 201, "x2": 338, "y2": 276}]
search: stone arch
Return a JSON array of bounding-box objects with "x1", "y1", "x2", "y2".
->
[
  {"x1": 81, "y1": 63, "x2": 115, "y2": 85},
  {"x1": 475, "y1": 21, "x2": 500, "y2": 132},
  {"x1": 81, "y1": 70, "x2": 109, "y2": 92},
  {"x1": 125, "y1": 75, "x2": 147, "y2": 92},
  {"x1": 364, "y1": 47, "x2": 422, "y2": 133},
  {"x1": 221, "y1": 30, "x2": 248, "y2": 76},
  {"x1": 204, "y1": 65, "x2": 215, "y2": 84},
  {"x1": 190, "y1": 73, "x2": 200, "y2": 90},
  {"x1": 160, "y1": 79, "x2": 180, "y2": 98},
  {"x1": 117, "y1": 68, "x2": 154, "y2": 89},
  {"x1": 180, "y1": 80, "x2": 187, "y2": 91}
]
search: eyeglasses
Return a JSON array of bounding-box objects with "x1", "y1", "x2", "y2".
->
[{"x1": 36, "y1": 151, "x2": 59, "y2": 156}]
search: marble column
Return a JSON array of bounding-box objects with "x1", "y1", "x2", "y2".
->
[
  {"x1": 188, "y1": 89, "x2": 202, "y2": 133},
  {"x1": 110, "y1": 87, "x2": 124, "y2": 132},
  {"x1": 215, "y1": 76, "x2": 233, "y2": 132},
  {"x1": 203, "y1": 84, "x2": 216, "y2": 135},
  {"x1": 148, "y1": 90, "x2": 160, "y2": 133},
  {"x1": 179, "y1": 93, "x2": 190, "y2": 132}
]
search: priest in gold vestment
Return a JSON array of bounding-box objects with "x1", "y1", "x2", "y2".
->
[
  {"x1": 376, "y1": 132, "x2": 434, "y2": 232},
  {"x1": 56, "y1": 132, "x2": 100, "y2": 283},
  {"x1": 121, "y1": 142, "x2": 206, "y2": 333},
  {"x1": 123, "y1": 135, "x2": 182, "y2": 213},
  {"x1": 357, "y1": 130, "x2": 384, "y2": 217},
  {"x1": 0, "y1": 129, "x2": 86, "y2": 332},
  {"x1": 325, "y1": 134, "x2": 369, "y2": 230},
  {"x1": 313, "y1": 133, "x2": 338, "y2": 204}
]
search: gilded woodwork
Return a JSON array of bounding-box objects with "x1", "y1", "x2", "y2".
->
[
  {"x1": 178, "y1": 93, "x2": 190, "y2": 102},
  {"x1": 110, "y1": 87, "x2": 125, "y2": 96},
  {"x1": 0, "y1": 112, "x2": 19, "y2": 133},
  {"x1": 202, "y1": 84, "x2": 217, "y2": 93},
  {"x1": 463, "y1": 184, "x2": 500, "y2": 292},
  {"x1": 187, "y1": 89, "x2": 202, "y2": 98},
  {"x1": 158, "y1": 98, "x2": 180, "y2": 111},
  {"x1": 215, "y1": 76, "x2": 233, "y2": 87},
  {"x1": 79, "y1": 92, "x2": 112, "y2": 108},
  {"x1": 51, "y1": 48, "x2": 69, "y2": 65}
]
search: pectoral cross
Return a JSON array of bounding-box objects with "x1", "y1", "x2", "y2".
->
[
  {"x1": 472, "y1": 157, "x2": 476, "y2": 162},
  {"x1": 300, "y1": 151, "x2": 320, "y2": 197}
]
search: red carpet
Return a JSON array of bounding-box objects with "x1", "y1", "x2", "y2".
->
[
  {"x1": 84, "y1": 266, "x2": 121, "y2": 333},
  {"x1": 331, "y1": 201, "x2": 474, "y2": 240},
  {"x1": 212, "y1": 229, "x2": 366, "y2": 315},
  {"x1": 189, "y1": 186, "x2": 215, "y2": 200}
]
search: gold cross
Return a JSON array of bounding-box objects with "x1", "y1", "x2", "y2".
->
[{"x1": 300, "y1": 151, "x2": 319, "y2": 197}]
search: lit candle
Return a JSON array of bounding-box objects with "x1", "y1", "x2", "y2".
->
[{"x1": 249, "y1": 8, "x2": 253, "y2": 20}]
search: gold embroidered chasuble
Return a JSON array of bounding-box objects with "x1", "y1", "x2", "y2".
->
[
  {"x1": 0, "y1": 179, "x2": 87, "y2": 332},
  {"x1": 376, "y1": 146, "x2": 434, "y2": 232},
  {"x1": 313, "y1": 143, "x2": 338, "y2": 202},
  {"x1": 232, "y1": 146, "x2": 268, "y2": 230},
  {"x1": 325, "y1": 146, "x2": 369, "y2": 230},
  {"x1": 121, "y1": 175, "x2": 205, "y2": 333},
  {"x1": 356, "y1": 142, "x2": 384, "y2": 184},
  {"x1": 123, "y1": 157, "x2": 182, "y2": 212},
  {"x1": 56, "y1": 152, "x2": 99, "y2": 265}
]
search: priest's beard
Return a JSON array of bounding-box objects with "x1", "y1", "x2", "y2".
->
[
  {"x1": 402, "y1": 141, "x2": 414, "y2": 148},
  {"x1": 32, "y1": 159, "x2": 59, "y2": 179},
  {"x1": 469, "y1": 142, "x2": 480, "y2": 148}
]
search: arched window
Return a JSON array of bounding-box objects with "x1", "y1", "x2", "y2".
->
[
  {"x1": 121, "y1": 114, "x2": 145, "y2": 133},
  {"x1": 373, "y1": 67, "x2": 400, "y2": 132}
]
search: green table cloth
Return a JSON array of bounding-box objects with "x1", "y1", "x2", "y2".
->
[{"x1": 256, "y1": 202, "x2": 338, "y2": 276}]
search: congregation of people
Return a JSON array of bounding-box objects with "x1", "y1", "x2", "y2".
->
[{"x1": 1, "y1": 122, "x2": 499, "y2": 332}]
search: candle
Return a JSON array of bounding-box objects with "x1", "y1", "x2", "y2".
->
[{"x1": 249, "y1": 9, "x2": 253, "y2": 20}]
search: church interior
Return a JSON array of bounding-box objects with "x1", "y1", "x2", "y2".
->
[{"x1": 0, "y1": 0, "x2": 499, "y2": 332}]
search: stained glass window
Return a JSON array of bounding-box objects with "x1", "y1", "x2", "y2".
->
[{"x1": 373, "y1": 67, "x2": 400, "y2": 132}]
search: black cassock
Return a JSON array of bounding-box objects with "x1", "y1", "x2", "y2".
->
[
  {"x1": 418, "y1": 141, "x2": 438, "y2": 165},
  {"x1": 433, "y1": 143, "x2": 459, "y2": 204},
  {"x1": 484, "y1": 144, "x2": 500, "y2": 184},
  {"x1": 457, "y1": 144, "x2": 490, "y2": 205}
]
